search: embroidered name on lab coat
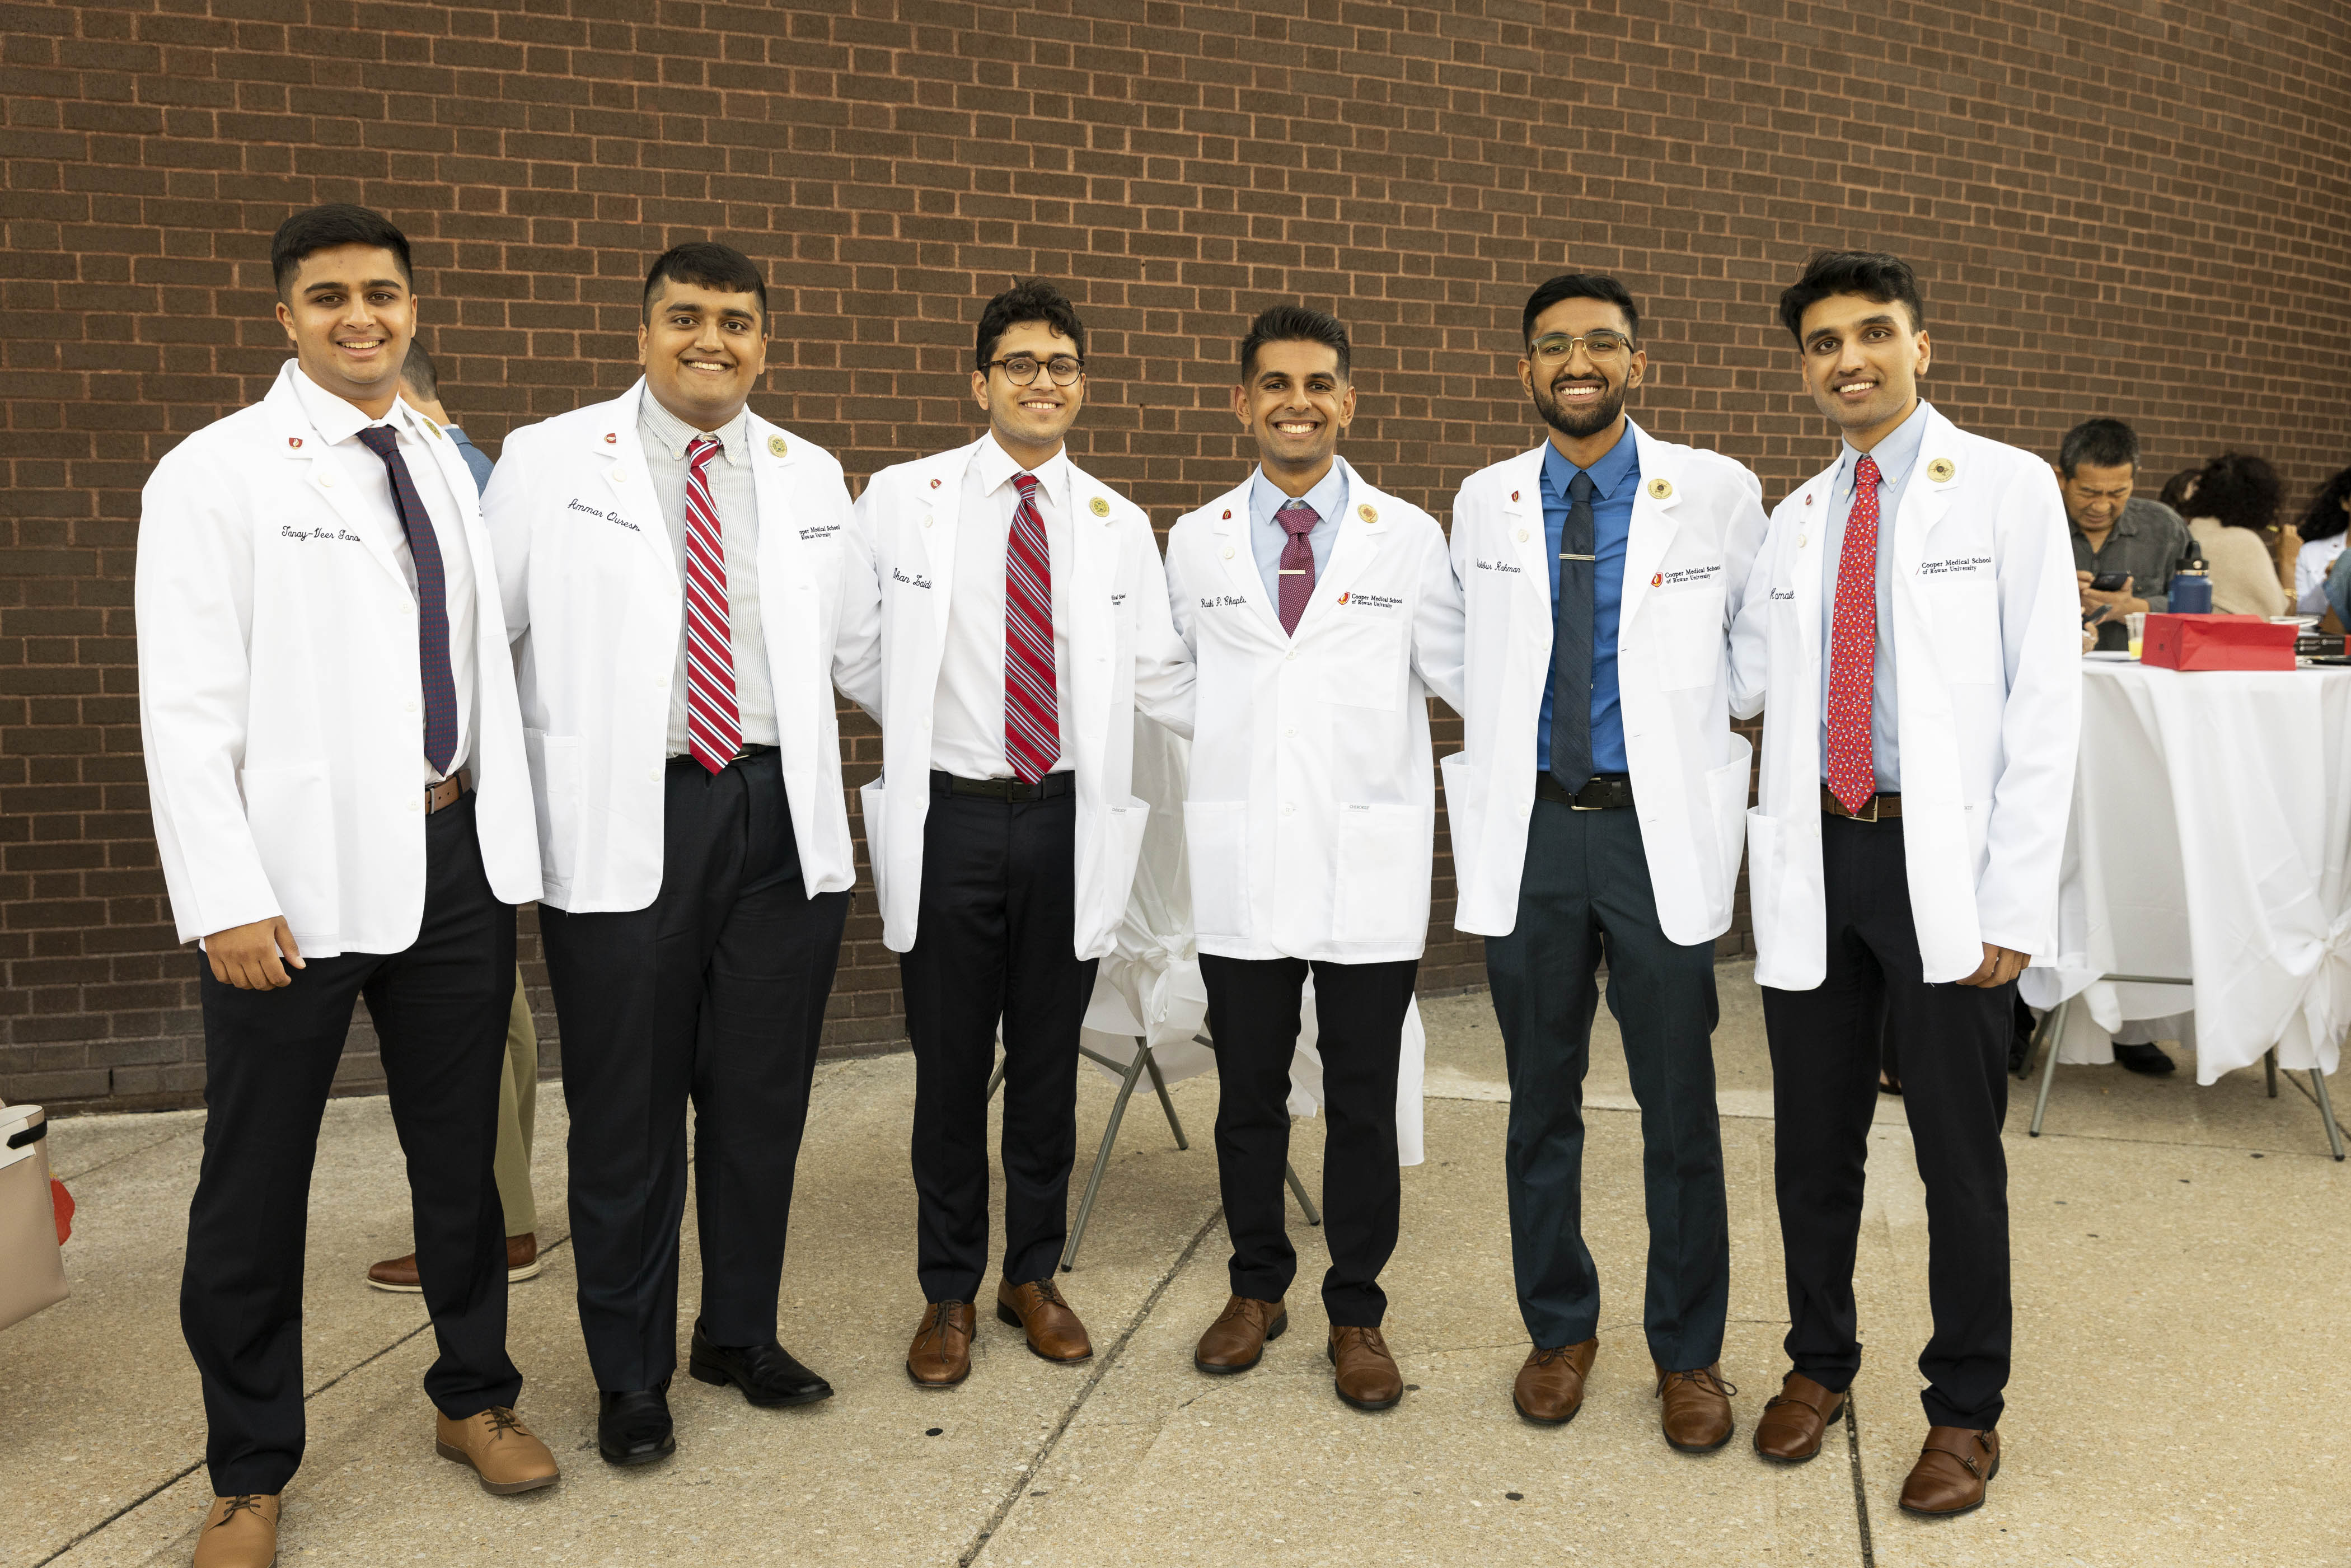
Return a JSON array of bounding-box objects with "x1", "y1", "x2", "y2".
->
[
  {"x1": 1655, "y1": 564, "x2": 1722, "y2": 587},
  {"x1": 797, "y1": 522, "x2": 841, "y2": 542},
  {"x1": 1769, "y1": 588, "x2": 1796, "y2": 601},
  {"x1": 1343, "y1": 591, "x2": 1403, "y2": 610},
  {"x1": 892, "y1": 567, "x2": 933, "y2": 589},
  {"x1": 1918, "y1": 555, "x2": 1992, "y2": 578},
  {"x1": 1200, "y1": 594, "x2": 1248, "y2": 609},
  {"x1": 566, "y1": 498, "x2": 641, "y2": 533},
  {"x1": 1472, "y1": 558, "x2": 1524, "y2": 574},
  {"x1": 281, "y1": 525, "x2": 362, "y2": 544}
]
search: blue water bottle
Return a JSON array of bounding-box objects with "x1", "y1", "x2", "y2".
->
[{"x1": 2169, "y1": 567, "x2": 2213, "y2": 615}]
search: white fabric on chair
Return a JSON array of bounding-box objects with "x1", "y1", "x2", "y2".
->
[{"x1": 2021, "y1": 662, "x2": 2351, "y2": 1083}]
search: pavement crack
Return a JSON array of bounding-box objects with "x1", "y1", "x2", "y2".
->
[{"x1": 959, "y1": 1204, "x2": 1223, "y2": 1567}]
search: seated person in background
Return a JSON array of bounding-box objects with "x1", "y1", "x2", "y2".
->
[
  {"x1": 2327, "y1": 544, "x2": 2351, "y2": 631},
  {"x1": 2156, "y1": 466, "x2": 2199, "y2": 517},
  {"x1": 2056, "y1": 418, "x2": 2188, "y2": 652},
  {"x1": 2183, "y1": 452, "x2": 2287, "y2": 617},
  {"x1": 2292, "y1": 466, "x2": 2351, "y2": 619}
]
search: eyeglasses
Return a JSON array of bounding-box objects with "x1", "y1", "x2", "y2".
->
[
  {"x1": 1528, "y1": 331, "x2": 1633, "y2": 363},
  {"x1": 981, "y1": 353, "x2": 1085, "y2": 387}
]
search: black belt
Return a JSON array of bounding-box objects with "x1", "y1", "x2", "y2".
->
[
  {"x1": 932, "y1": 769, "x2": 1075, "y2": 802},
  {"x1": 668, "y1": 743, "x2": 780, "y2": 766},
  {"x1": 1535, "y1": 771, "x2": 1635, "y2": 810}
]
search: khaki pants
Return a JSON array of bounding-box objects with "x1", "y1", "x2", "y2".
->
[{"x1": 492, "y1": 970, "x2": 537, "y2": 1238}]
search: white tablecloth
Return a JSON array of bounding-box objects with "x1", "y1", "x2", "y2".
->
[{"x1": 2020, "y1": 660, "x2": 2351, "y2": 1084}]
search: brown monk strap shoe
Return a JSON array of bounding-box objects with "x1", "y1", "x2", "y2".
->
[
  {"x1": 192, "y1": 1492, "x2": 279, "y2": 1568},
  {"x1": 1327, "y1": 1324, "x2": 1404, "y2": 1411},
  {"x1": 907, "y1": 1300, "x2": 977, "y2": 1387},
  {"x1": 1754, "y1": 1372, "x2": 1846, "y2": 1463},
  {"x1": 1654, "y1": 1361, "x2": 1737, "y2": 1452},
  {"x1": 434, "y1": 1406, "x2": 559, "y2": 1495},
  {"x1": 367, "y1": 1233, "x2": 541, "y2": 1293},
  {"x1": 1899, "y1": 1426, "x2": 2000, "y2": 1516},
  {"x1": 1512, "y1": 1337, "x2": 1598, "y2": 1425},
  {"x1": 1194, "y1": 1294, "x2": 1287, "y2": 1374},
  {"x1": 996, "y1": 1277, "x2": 1093, "y2": 1363}
]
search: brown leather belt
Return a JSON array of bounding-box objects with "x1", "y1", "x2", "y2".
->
[
  {"x1": 425, "y1": 768, "x2": 472, "y2": 815},
  {"x1": 1537, "y1": 772, "x2": 1636, "y2": 810},
  {"x1": 1820, "y1": 784, "x2": 1901, "y2": 821}
]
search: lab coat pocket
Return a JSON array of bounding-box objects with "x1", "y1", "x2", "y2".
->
[
  {"x1": 1331, "y1": 802, "x2": 1433, "y2": 946},
  {"x1": 238, "y1": 761, "x2": 339, "y2": 939},
  {"x1": 1704, "y1": 737, "x2": 1754, "y2": 899},
  {"x1": 1644, "y1": 585, "x2": 1728, "y2": 691},
  {"x1": 1183, "y1": 801, "x2": 1251, "y2": 940},
  {"x1": 1098, "y1": 797, "x2": 1152, "y2": 939},
  {"x1": 1437, "y1": 751, "x2": 1487, "y2": 891},
  {"x1": 522, "y1": 731, "x2": 582, "y2": 893},
  {"x1": 858, "y1": 776, "x2": 888, "y2": 909},
  {"x1": 1927, "y1": 580, "x2": 2003, "y2": 684},
  {"x1": 1319, "y1": 616, "x2": 1406, "y2": 709}
]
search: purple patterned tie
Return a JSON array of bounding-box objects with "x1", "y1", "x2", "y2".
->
[
  {"x1": 1275, "y1": 498, "x2": 1319, "y2": 635},
  {"x1": 355, "y1": 425, "x2": 457, "y2": 773}
]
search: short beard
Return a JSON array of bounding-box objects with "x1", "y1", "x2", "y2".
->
[{"x1": 1534, "y1": 377, "x2": 1624, "y2": 440}]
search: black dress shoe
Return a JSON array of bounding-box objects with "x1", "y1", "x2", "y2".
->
[
  {"x1": 688, "y1": 1319, "x2": 834, "y2": 1408},
  {"x1": 2114, "y1": 1042, "x2": 2177, "y2": 1075},
  {"x1": 597, "y1": 1383, "x2": 675, "y2": 1466}
]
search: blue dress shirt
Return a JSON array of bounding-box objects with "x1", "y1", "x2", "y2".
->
[
  {"x1": 447, "y1": 426, "x2": 495, "y2": 497},
  {"x1": 1818, "y1": 399, "x2": 1931, "y2": 793},
  {"x1": 1538, "y1": 428, "x2": 1640, "y2": 775},
  {"x1": 1248, "y1": 463, "x2": 1347, "y2": 606}
]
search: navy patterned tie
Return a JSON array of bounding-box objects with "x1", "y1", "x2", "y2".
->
[
  {"x1": 1551, "y1": 468, "x2": 1597, "y2": 794},
  {"x1": 355, "y1": 425, "x2": 458, "y2": 773}
]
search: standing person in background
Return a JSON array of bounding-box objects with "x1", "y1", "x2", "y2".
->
[
  {"x1": 2053, "y1": 418, "x2": 2189, "y2": 653},
  {"x1": 369, "y1": 344, "x2": 545, "y2": 1294},
  {"x1": 487, "y1": 242, "x2": 882, "y2": 1467},
  {"x1": 2292, "y1": 466, "x2": 2351, "y2": 617},
  {"x1": 138, "y1": 204, "x2": 560, "y2": 1568},
  {"x1": 1163, "y1": 306, "x2": 1464, "y2": 1412},
  {"x1": 2182, "y1": 453, "x2": 2288, "y2": 617},
  {"x1": 1446, "y1": 274, "x2": 1767, "y2": 1448}
]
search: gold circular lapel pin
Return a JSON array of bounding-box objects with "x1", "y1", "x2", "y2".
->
[
  {"x1": 1089, "y1": 496, "x2": 1111, "y2": 517},
  {"x1": 767, "y1": 435, "x2": 789, "y2": 457},
  {"x1": 1927, "y1": 457, "x2": 1956, "y2": 482},
  {"x1": 1647, "y1": 478, "x2": 1674, "y2": 500},
  {"x1": 1357, "y1": 504, "x2": 1378, "y2": 523}
]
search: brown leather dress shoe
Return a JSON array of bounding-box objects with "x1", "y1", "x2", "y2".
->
[
  {"x1": 1654, "y1": 1361, "x2": 1736, "y2": 1452},
  {"x1": 907, "y1": 1300, "x2": 977, "y2": 1387},
  {"x1": 367, "y1": 1233, "x2": 541, "y2": 1293},
  {"x1": 192, "y1": 1492, "x2": 279, "y2": 1568},
  {"x1": 1327, "y1": 1324, "x2": 1404, "y2": 1411},
  {"x1": 434, "y1": 1406, "x2": 560, "y2": 1495},
  {"x1": 1899, "y1": 1426, "x2": 1999, "y2": 1515},
  {"x1": 1753, "y1": 1372, "x2": 1846, "y2": 1463},
  {"x1": 996, "y1": 1277, "x2": 1093, "y2": 1363},
  {"x1": 1512, "y1": 1338, "x2": 1598, "y2": 1425},
  {"x1": 1194, "y1": 1295, "x2": 1286, "y2": 1374}
]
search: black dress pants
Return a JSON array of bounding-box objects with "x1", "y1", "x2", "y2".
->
[
  {"x1": 1483, "y1": 798, "x2": 1729, "y2": 1369},
  {"x1": 1199, "y1": 954, "x2": 1416, "y2": 1326},
  {"x1": 538, "y1": 751, "x2": 847, "y2": 1392},
  {"x1": 900, "y1": 777, "x2": 1097, "y2": 1302},
  {"x1": 1760, "y1": 811, "x2": 2014, "y2": 1430},
  {"x1": 182, "y1": 792, "x2": 519, "y2": 1497}
]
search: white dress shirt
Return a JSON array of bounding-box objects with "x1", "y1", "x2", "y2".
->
[
  {"x1": 289, "y1": 365, "x2": 476, "y2": 783},
  {"x1": 930, "y1": 433, "x2": 1076, "y2": 778}
]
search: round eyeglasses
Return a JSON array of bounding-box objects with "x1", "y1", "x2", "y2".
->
[{"x1": 981, "y1": 353, "x2": 1085, "y2": 387}]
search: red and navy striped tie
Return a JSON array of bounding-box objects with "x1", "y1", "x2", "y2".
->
[
  {"x1": 682, "y1": 435, "x2": 741, "y2": 774},
  {"x1": 1004, "y1": 472, "x2": 1059, "y2": 783},
  {"x1": 355, "y1": 425, "x2": 457, "y2": 773}
]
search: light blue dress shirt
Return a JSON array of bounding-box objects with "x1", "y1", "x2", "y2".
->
[
  {"x1": 1818, "y1": 399, "x2": 1931, "y2": 793},
  {"x1": 1538, "y1": 427, "x2": 1640, "y2": 775},
  {"x1": 446, "y1": 426, "x2": 495, "y2": 495},
  {"x1": 1249, "y1": 463, "x2": 1347, "y2": 607}
]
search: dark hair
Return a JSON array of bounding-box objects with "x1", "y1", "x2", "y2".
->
[
  {"x1": 1777, "y1": 250, "x2": 1924, "y2": 344},
  {"x1": 2297, "y1": 465, "x2": 2351, "y2": 544},
  {"x1": 975, "y1": 279, "x2": 1086, "y2": 370},
  {"x1": 399, "y1": 342, "x2": 441, "y2": 399},
  {"x1": 270, "y1": 204, "x2": 413, "y2": 299},
  {"x1": 643, "y1": 241, "x2": 768, "y2": 322},
  {"x1": 2157, "y1": 467, "x2": 2200, "y2": 514},
  {"x1": 1521, "y1": 273, "x2": 1640, "y2": 345},
  {"x1": 2190, "y1": 452, "x2": 2284, "y2": 532},
  {"x1": 2058, "y1": 418, "x2": 2139, "y2": 476},
  {"x1": 1240, "y1": 304, "x2": 1351, "y2": 382}
]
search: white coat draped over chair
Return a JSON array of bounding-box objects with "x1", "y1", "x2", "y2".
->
[
  {"x1": 137, "y1": 361, "x2": 542, "y2": 956},
  {"x1": 848, "y1": 438, "x2": 1194, "y2": 960},
  {"x1": 482, "y1": 380, "x2": 881, "y2": 912},
  {"x1": 1442, "y1": 424, "x2": 1767, "y2": 947},
  {"x1": 1728, "y1": 402, "x2": 2081, "y2": 986}
]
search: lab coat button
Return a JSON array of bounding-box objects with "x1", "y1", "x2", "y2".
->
[
  {"x1": 319, "y1": 472, "x2": 335, "y2": 488},
  {"x1": 1284, "y1": 726, "x2": 1296, "y2": 738},
  {"x1": 1797, "y1": 533, "x2": 1808, "y2": 549},
  {"x1": 1282, "y1": 803, "x2": 1295, "y2": 817},
  {"x1": 1516, "y1": 528, "x2": 1529, "y2": 542},
  {"x1": 923, "y1": 516, "x2": 934, "y2": 528},
  {"x1": 649, "y1": 768, "x2": 661, "y2": 781},
  {"x1": 1285, "y1": 649, "x2": 1296, "y2": 659},
  {"x1": 405, "y1": 700, "x2": 418, "y2": 714},
  {"x1": 405, "y1": 796, "x2": 418, "y2": 812},
  {"x1": 1223, "y1": 546, "x2": 1235, "y2": 559}
]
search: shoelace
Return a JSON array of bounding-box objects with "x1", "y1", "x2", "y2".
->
[
  {"x1": 1336, "y1": 1326, "x2": 1389, "y2": 1356},
  {"x1": 1529, "y1": 1344, "x2": 1577, "y2": 1368},
  {"x1": 917, "y1": 1300, "x2": 971, "y2": 1354},
  {"x1": 1657, "y1": 1368, "x2": 1738, "y2": 1399},
  {"x1": 1029, "y1": 1280, "x2": 1070, "y2": 1310},
  {"x1": 483, "y1": 1406, "x2": 531, "y2": 1442},
  {"x1": 213, "y1": 1496, "x2": 268, "y2": 1529}
]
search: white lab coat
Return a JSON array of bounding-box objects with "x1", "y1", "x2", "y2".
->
[
  {"x1": 849, "y1": 438, "x2": 1194, "y2": 960},
  {"x1": 1443, "y1": 426, "x2": 1768, "y2": 945},
  {"x1": 1164, "y1": 461, "x2": 1466, "y2": 962},
  {"x1": 482, "y1": 381, "x2": 881, "y2": 912},
  {"x1": 135, "y1": 361, "x2": 542, "y2": 956},
  {"x1": 1728, "y1": 403, "x2": 2081, "y2": 987}
]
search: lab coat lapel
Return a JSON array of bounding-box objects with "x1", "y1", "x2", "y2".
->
[
  {"x1": 1618, "y1": 422, "x2": 1683, "y2": 637},
  {"x1": 914, "y1": 441, "x2": 979, "y2": 648},
  {"x1": 266, "y1": 369, "x2": 410, "y2": 593},
  {"x1": 1499, "y1": 445, "x2": 1553, "y2": 610},
  {"x1": 593, "y1": 382, "x2": 678, "y2": 596},
  {"x1": 1291, "y1": 457, "x2": 1384, "y2": 640},
  {"x1": 1206, "y1": 479, "x2": 1285, "y2": 639}
]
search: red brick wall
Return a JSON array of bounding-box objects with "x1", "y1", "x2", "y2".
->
[{"x1": 5, "y1": 1, "x2": 2348, "y2": 1108}]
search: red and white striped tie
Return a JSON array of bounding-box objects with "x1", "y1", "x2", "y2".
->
[
  {"x1": 1004, "y1": 472, "x2": 1059, "y2": 783},
  {"x1": 682, "y1": 435, "x2": 740, "y2": 774}
]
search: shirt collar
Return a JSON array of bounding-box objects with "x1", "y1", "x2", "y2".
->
[
  {"x1": 1836, "y1": 399, "x2": 1931, "y2": 495},
  {"x1": 1539, "y1": 419, "x2": 1640, "y2": 500},
  {"x1": 636, "y1": 390, "x2": 750, "y2": 466},
  {"x1": 291, "y1": 362, "x2": 430, "y2": 447},
  {"x1": 976, "y1": 431, "x2": 1071, "y2": 509},
  {"x1": 1248, "y1": 461, "x2": 1347, "y2": 526}
]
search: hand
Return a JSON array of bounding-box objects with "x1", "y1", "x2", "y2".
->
[
  {"x1": 1956, "y1": 943, "x2": 2026, "y2": 988},
  {"x1": 2078, "y1": 574, "x2": 2146, "y2": 620},
  {"x1": 205, "y1": 916, "x2": 304, "y2": 990}
]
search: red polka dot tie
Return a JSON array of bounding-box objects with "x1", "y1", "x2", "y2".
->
[{"x1": 1826, "y1": 453, "x2": 1882, "y2": 815}]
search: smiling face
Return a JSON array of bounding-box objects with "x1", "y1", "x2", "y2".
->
[
  {"x1": 638, "y1": 279, "x2": 769, "y2": 431},
  {"x1": 1796, "y1": 293, "x2": 1930, "y2": 450},
  {"x1": 970, "y1": 319, "x2": 1085, "y2": 466},
  {"x1": 1234, "y1": 338, "x2": 1354, "y2": 486},
  {"x1": 274, "y1": 244, "x2": 416, "y2": 418},
  {"x1": 1520, "y1": 295, "x2": 1646, "y2": 445},
  {"x1": 2058, "y1": 460, "x2": 2136, "y2": 533}
]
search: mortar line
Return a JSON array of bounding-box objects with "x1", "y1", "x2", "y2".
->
[
  {"x1": 1844, "y1": 1397, "x2": 1876, "y2": 1568},
  {"x1": 960, "y1": 1206, "x2": 1224, "y2": 1567}
]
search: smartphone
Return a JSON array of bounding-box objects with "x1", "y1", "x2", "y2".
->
[
  {"x1": 2087, "y1": 571, "x2": 2129, "y2": 592},
  {"x1": 2082, "y1": 605, "x2": 2111, "y2": 626}
]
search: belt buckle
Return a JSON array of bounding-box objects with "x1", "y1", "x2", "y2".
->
[
  {"x1": 1853, "y1": 794, "x2": 1879, "y2": 823},
  {"x1": 1570, "y1": 796, "x2": 1603, "y2": 811}
]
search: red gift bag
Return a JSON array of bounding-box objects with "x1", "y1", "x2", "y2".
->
[{"x1": 2141, "y1": 613, "x2": 2297, "y2": 672}]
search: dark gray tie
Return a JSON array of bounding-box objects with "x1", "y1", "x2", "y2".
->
[{"x1": 1551, "y1": 469, "x2": 1597, "y2": 794}]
